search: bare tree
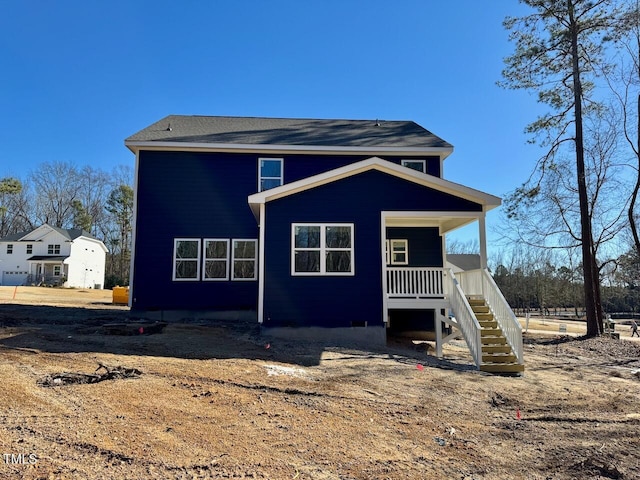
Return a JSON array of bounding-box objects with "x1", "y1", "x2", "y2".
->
[
  {"x1": 500, "y1": 0, "x2": 618, "y2": 336},
  {"x1": 30, "y1": 161, "x2": 84, "y2": 228}
]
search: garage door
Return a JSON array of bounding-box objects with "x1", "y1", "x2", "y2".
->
[{"x1": 1, "y1": 270, "x2": 28, "y2": 286}]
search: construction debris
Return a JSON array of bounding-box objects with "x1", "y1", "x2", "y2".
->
[{"x1": 37, "y1": 363, "x2": 142, "y2": 387}]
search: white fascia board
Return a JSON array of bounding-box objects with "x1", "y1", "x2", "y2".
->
[
  {"x1": 248, "y1": 157, "x2": 500, "y2": 217},
  {"x1": 125, "y1": 140, "x2": 453, "y2": 158}
]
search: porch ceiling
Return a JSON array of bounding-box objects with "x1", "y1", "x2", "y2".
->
[{"x1": 384, "y1": 214, "x2": 479, "y2": 234}]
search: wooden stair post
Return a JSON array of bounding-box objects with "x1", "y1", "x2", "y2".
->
[{"x1": 468, "y1": 298, "x2": 524, "y2": 374}]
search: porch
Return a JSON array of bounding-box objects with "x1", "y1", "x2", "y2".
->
[
  {"x1": 26, "y1": 256, "x2": 68, "y2": 286},
  {"x1": 385, "y1": 266, "x2": 523, "y2": 373}
]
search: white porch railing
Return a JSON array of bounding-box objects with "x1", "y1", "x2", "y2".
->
[
  {"x1": 445, "y1": 269, "x2": 483, "y2": 367},
  {"x1": 457, "y1": 268, "x2": 523, "y2": 365},
  {"x1": 386, "y1": 267, "x2": 445, "y2": 297}
]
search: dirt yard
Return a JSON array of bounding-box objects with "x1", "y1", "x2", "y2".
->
[{"x1": 0, "y1": 287, "x2": 639, "y2": 479}]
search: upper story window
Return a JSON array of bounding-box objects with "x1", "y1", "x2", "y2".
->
[
  {"x1": 48, "y1": 244, "x2": 60, "y2": 255},
  {"x1": 292, "y1": 224, "x2": 354, "y2": 276},
  {"x1": 26, "y1": 244, "x2": 32, "y2": 255},
  {"x1": 7, "y1": 244, "x2": 13, "y2": 254},
  {"x1": 401, "y1": 159, "x2": 426, "y2": 173},
  {"x1": 172, "y1": 238, "x2": 201, "y2": 281},
  {"x1": 259, "y1": 158, "x2": 283, "y2": 192}
]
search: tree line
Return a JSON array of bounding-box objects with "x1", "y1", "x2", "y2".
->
[
  {"x1": 489, "y1": 247, "x2": 640, "y2": 318},
  {"x1": 499, "y1": 0, "x2": 640, "y2": 335},
  {"x1": 0, "y1": 161, "x2": 133, "y2": 288}
]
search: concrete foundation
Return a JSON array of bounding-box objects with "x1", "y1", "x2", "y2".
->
[{"x1": 260, "y1": 325, "x2": 386, "y2": 346}]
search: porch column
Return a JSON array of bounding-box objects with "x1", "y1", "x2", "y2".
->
[{"x1": 478, "y1": 214, "x2": 487, "y2": 270}]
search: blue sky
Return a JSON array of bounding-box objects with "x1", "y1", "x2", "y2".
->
[{"x1": 0, "y1": 1, "x2": 543, "y2": 244}]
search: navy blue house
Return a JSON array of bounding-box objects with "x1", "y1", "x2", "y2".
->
[{"x1": 126, "y1": 115, "x2": 523, "y2": 372}]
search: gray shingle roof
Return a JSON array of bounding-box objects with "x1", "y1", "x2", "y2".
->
[
  {"x1": 447, "y1": 254, "x2": 481, "y2": 271},
  {"x1": 125, "y1": 115, "x2": 453, "y2": 150},
  {"x1": 0, "y1": 225, "x2": 99, "y2": 243}
]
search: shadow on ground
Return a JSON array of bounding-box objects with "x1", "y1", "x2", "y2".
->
[{"x1": 0, "y1": 304, "x2": 475, "y2": 370}]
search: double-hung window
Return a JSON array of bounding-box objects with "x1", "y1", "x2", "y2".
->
[
  {"x1": 388, "y1": 239, "x2": 409, "y2": 265},
  {"x1": 7, "y1": 244, "x2": 13, "y2": 254},
  {"x1": 48, "y1": 244, "x2": 60, "y2": 255},
  {"x1": 232, "y1": 240, "x2": 257, "y2": 280},
  {"x1": 53, "y1": 265, "x2": 61, "y2": 277},
  {"x1": 26, "y1": 244, "x2": 32, "y2": 255},
  {"x1": 401, "y1": 159, "x2": 426, "y2": 173},
  {"x1": 258, "y1": 158, "x2": 283, "y2": 192},
  {"x1": 203, "y1": 239, "x2": 229, "y2": 280},
  {"x1": 292, "y1": 224, "x2": 354, "y2": 275},
  {"x1": 173, "y1": 238, "x2": 201, "y2": 281}
]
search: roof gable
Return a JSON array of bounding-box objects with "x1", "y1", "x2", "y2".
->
[
  {"x1": 0, "y1": 224, "x2": 103, "y2": 245},
  {"x1": 248, "y1": 157, "x2": 500, "y2": 218},
  {"x1": 126, "y1": 115, "x2": 453, "y2": 156}
]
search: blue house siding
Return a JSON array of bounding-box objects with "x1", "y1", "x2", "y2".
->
[
  {"x1": 282, "y1": 154, "x2": 441, "y2": 182},
  {"x1": 261, "y1": 170, "x2": 482, "y2": 329},
  {"x1": 386, "y1": 227, "x2": 443, "y2": 267},
  {"x1": 131, "y1": 147, "x2": 447, "y2": 313},
  {"x1": 132, "y1": 150, "x2": 259, "y2": 311}
]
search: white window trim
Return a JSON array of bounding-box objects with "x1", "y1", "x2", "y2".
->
[
  {"x1": 202, "y1": 238, "x2": 230, "y2": 281},
  {"x1": 291, "y1": 223, "x2": 355, "y2": 276},
  {"x1": 231, "y1": 239, "x2": 258, "y2": 281},
  {"x1": 401, "y1": 159, "x2": 426, "y2": 173},
  {"x1": 258, "y1": 158, "x2": 283, "y2": 192},
  {"x1": 7, "y1": 244, "x2": 13, "y2": 254},
  {"x1": 53, "y1": 265, "x2": 61, "y2": 276},
  {"x1": 172, "y1": 238, "x2": 201, "y2": 281},
  {"x1": 389, "y1": 239, "x2": 409, "y2": 265},
  {"x1": 26, "y1": 244, "x2": 32, "y2": 254},
  {"x1": 48, "y1": 244, "x2": 61, "y2": 255}
]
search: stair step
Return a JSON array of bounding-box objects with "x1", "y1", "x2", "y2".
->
[
  {"x1": 472, "y1": 306, "x2": 490, "y2": 314},
  {"x1": 480, "y1": 363, "x2": 525, "y2": 374},
  {"x1": 482, "y1": 345, "x2": 512, "y2": 354},
  {"x1": 481, "y1": 328, "x2": 502, "y2": 337},
  {"x1": 468, "y1": 299, "x2": 486, "y2": 306},
  {"x1": 476, "y1": 313, "x2": 494, "y2": 321},
  {"x1": 479, "y1": 320, "x2": 497, "y2": 328},
  {"x1": 481, "y1": 336, "x2": 507, "y2": 345},
  {"x1": 482, "y1": 353, "x2": 517, "y2": 363}
]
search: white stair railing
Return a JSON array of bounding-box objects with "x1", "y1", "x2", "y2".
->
[
  {"x1": 445, "y1": 269, "x2": 482, "y2": 368},
  {"x1": 480, "y1": 269, "x2": 523, "y2": 364},
  {"x1": 456, "y1": 269, "x2": 523, "y2": 365}
]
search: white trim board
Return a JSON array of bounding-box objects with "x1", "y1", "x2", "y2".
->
[{"x1": 248, "y1": 157, "x2": 500, "y2": 219}]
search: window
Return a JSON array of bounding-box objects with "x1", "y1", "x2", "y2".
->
[
  {"x1": 203, "y1": 239, "x2": 229, "y2": 280},
  {"x1": 259, "y1": 158, "x2": 283, "y2": 192},
  {"x1": 389, "y1": 239, "x2": 408, "y2": 265},
  {"x1": 48, "y1": 244, "x2": 60, "y2": 255},
  {"x1": 172, "y1": 238, "x2": 201, "y2": 281},
  {"x1": 53, "y1": 265, "x2": 61, "y2": 277},
  {"x1": 292, "y1": 224, "x2": 354, "y2": 275},
  {"x1": 7, "y1": 244, "x2": 13, "y2": 254},
  {"x1": 232, "y1": 240, "x2": 257, "y2": 280},
  {"x1": 401, "y1": 159, "x2": 426, "y2": 173},
  {"x1": 26, "y1": 244, "x2": 32, "y2": 255}
]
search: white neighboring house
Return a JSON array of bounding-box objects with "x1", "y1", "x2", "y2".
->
[{"x1": 0, "y1": 224, "x2": 107, "y2": 288}]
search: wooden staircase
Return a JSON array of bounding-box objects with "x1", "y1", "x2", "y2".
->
[{"x1": 469, "y1": 298, "x2": 524, "y2": 374}]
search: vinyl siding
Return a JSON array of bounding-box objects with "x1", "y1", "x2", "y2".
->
[{"x1": 262, "y1": 170, "x2": 481, "y2": 328}]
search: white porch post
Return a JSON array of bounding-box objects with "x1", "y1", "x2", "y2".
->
[
  {"x1": 381, "y1": 212, "x2": 389, "y2": 325},
  {"x1": 435, "y1": 311, "x2": 443, "y2": 358},
  {"x1": 479, "y1": 214, "x2": 488, "y2": 270}
]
